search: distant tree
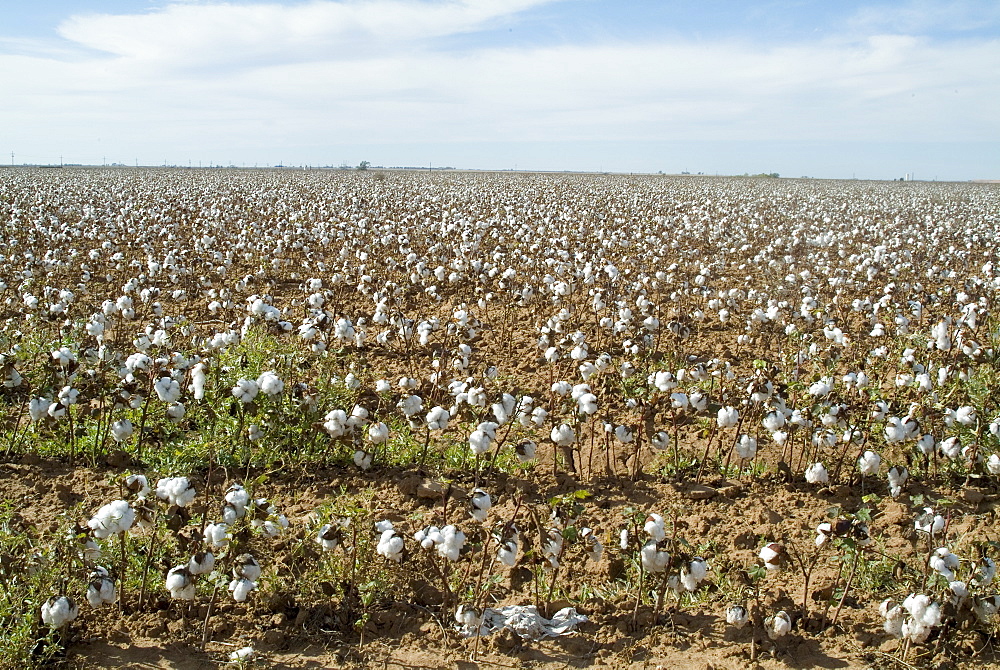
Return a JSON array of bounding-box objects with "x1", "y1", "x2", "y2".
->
[{"x1": 357, "y1": 161, "x2": 371, "y2": 171}]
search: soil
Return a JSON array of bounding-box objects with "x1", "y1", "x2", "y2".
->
[{"x1": 4, "y1": 455, "x2": 998, "y2": 670}]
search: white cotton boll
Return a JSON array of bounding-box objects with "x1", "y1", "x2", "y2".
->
[
  {"x1": 577, "y1": 393, "x2": 598, "y2": 415},
  {"x1": 726, "y1": 605, "x2": 749, "y2": 628},
  {"x1": 974, "y1": 597, "x2": 999, "y2": 623},
  {"x1": 105, "y1": 420, "x2": 133, "y2": 448},
  {"x1": 736, "y1": 435, "x2": 757, "y2": 460},
  {"x1": 650, "y1": 431, "x2": 670, "y2": 450},
  {"x1": 229, "y1": 577, "x2": 257, "y2": 602},
  {"x1": 437, "y1": 525, "x2": 466, "y2": 561},
  {"x1": 225, "y1": 484, "x2": 249, "y2": 516},
  {"x1": 640, "y1": 540, "x2": 669, "y2": 572},
  {"x1": 125, "y1": 473, "x2": 150, "y2": 498},
  {"x1": 28, "y1": 398, "x2": 49, "y2": 422},
  {"x1": 515, "y1": 440, "x2": 537, "y2": 462},
  {"x1": 47, "y1": 402, "x2": 67, "y2": 419},
  {"x1": 498, "y1": 538, "x2": 518, "y2": 565},
  {"x1": 86, "y1": 571, "x2": 116, "y2": 608},
  {"x1": 972, "y1": 557, "x2": 996, "y2": 587},
  {"x1": 469, "y1": 428, "x2": 493, "y2": 455},
  {"x1": 551, "y1": 380, "x2": 572, "y2": 396},
  {"x1": 189, "y1": 362, "x2": 207, "y2": 400},
  {"x1": 229, "y1": 647, "x2": 255, "y2": 662},
  {"x1": 858, "y1": 450, "x2": 881, "y2": 476},
  {"x1": 887, "y1": 467, "x2": 908, "y2": 498},
  {"x1": 643, "y1": 513, "x2": 666, "y2": 542},
  {"x1": 41, "y1": 596, "x2": 79, "y2": 628},
  {"x1": 377, "y1": 529, "x2": 404, "y2": 562},
  {"x1": 88, "y1": 500, "x2": 136, "y2": 539},
  {"x1": 939, "y1": 436, "x2": 961, "y2": 460},
  {"x1": 614, "y1": 424, "x2": 633, "y2": 444},
  {"x1": 987, "y1": 454, "x2": 1000, "y2": 475},
  {"x1": 550, "y1": 424, "x2": 576, "y2": 447},
  {"x1": 153, "y1": 377, "x2": 181, "y2": 402},
  {"x1": 759, "y1": 543, "x2": 784, "y2": 571},
  {"x1": 470, "y1": 489, "x2": 492, "y2": 522},
  {"x1": 257, "y1": 371, "x2": 284, "y2": 396},
  {"x1": 682, "y1": 558, "x2": 708, "y2": 591},
  {"x1": 929, "y1": 548, "x2": 959, "y2": 581},
  {"x1": 916, "y1": 434, "x2": 935, "y2": 455},
  {"x1": 651, "y1": 371, "x2": 677, "y2": 392},
  {"x1": 367, "y1": 422, "x2": 389, "y2": 444},
  {"x1": 949, "y1": 581, "x2": 969, "y2": 598},
  {"x1": 156, "y1": 476, "x2": 196, "y2": 507},
  {"x1": 426, "y1": 406, "x2": 450, "y2": 430},
  {"x1": 353, "y1": 449, "x2": 372, "y2": 470},
  {"x1": 881, "y1": 600, "x2": 905, "y2": 638},
  {"x1": 188, "y1": 552, "x2": 215, "y2": 575},
  {"x1": 205, "y1": 522, "x2": 231, "y2": 549},
  {"x1": 763, "y1": 411, "x2": 785, "y2": 432},
  {"x1": 166, "y1": 566, "x2": 196, "y2": 600},
  {"x1": 717, "y1": 406, "x2": 738, "y2": 428},
  {"x1": 231, "y1": 379, "x2": 259, "y2": 403},
  {"x1": 375, "y1": 379, "x2": 391, "y2": 393},
  {"x1": 914, "y1": 508, "x2": 945, "y2": 535},
  {"x1": 766, "y1": 611, "x2": 792, "y2": 639},
  {"x1": 167, "y1": 403, "x2": 186, "y2": 422},
  {"x1": 805, "y1": 462, "x2": 829, "y2": 484}
]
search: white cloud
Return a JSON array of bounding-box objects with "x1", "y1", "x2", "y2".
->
[{"x1": 1, "y1": 0, "x2": 997, "y2": 165}]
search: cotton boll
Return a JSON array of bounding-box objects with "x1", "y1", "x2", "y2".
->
[
  {"x1": 86, "y1": 567, "x2": 116, "y2": 608},
  {"x1": 805, "y1": 462, "x2": 829, "y2": 485},
  {"x1": 643, "y1": 513, "x2": 666, "y2": 542},
  {"x1": 367, "y1": 422, "x2": 389, "y2": 444},
  {"x1": 858, "y1": 450, "x2": 881, "y2": 476},
  {"x1": 204, "y1": 522, "x2": 231, "y2": 549},
  {"x1": 353, "y1": 449, "x2": 373, "y2": 470},
  {"x1": 156, "y1": 476, "x2": 196, "y2": 507},
  {"x1": 124, "y1": 473, "x2": 150, "y2": 498},
  {"x1": 377, "y1": 528, "x2": 404, "y2": 562},
  {"x1": 887, "y1": 467, "x2": 908, "y2": 498},
  {"x1": 650, "y1": 431, "x2": 670, "y2": 450},
  {"x1": 736, "y1": 435, "x2": 757, "y2": 459},
  {"x1": 681, "y1": 557, "x2": 708, "y2": 591},
  {"x1": 717, "y1": 406, "x2": 738, "y2": 428},
  {"x1": 765, "y1": 610, "x2": 791, "y2": 639},
  {"x1": 498, "y1": 538, "x2": 518, "y2": 566},
  {"x1": 726, "y1": 605, "x2": 749, "y2": 628},
  {"x1": 759, "y1": 542, "x2": 785, "y2": 571},
  {"x1": 469, "y1": 488, "x2": 492, "y2": 523},
  {"x1": 88, "y1": 500, "x2": 135, "y2": 539},
  {"x1": 257, "y1": 371, "x2": 284, "y2": 396},
  {"x1": 640, "y1": 540, "x2": 670, "y2": 572},
  {"x1": 41, "y1": 596, "x2": 79, "y2": 628},
  {"x1": 515, "y1": 440, "x2": 537, "y2": 462},
  {"x1": 235, "y1": 554, "x2": 261, "y2": 581},
  {"x1": 914, "y1": 508, "x2": 945, "y2": 535},
  {"x1": 188, "y1": 552, "x2": 215, "y2": 575},
  {"x1": 229, "y1": 577, "x2": 257, "y2": 602},
  {"x1": 166, "y1": 566, "x2": 196, "y2": 600},
  {"x1": 224, "y1": 484, "x2": 249, "y2": 516}
]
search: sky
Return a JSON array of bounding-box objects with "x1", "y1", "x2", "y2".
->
[{"x1": 2, "y1": 0, "x2": 998, "y2": 179}]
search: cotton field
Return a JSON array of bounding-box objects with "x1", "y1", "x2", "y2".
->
[{"x1": 1, "y1": 167, "x2": 999, "y2": 669}]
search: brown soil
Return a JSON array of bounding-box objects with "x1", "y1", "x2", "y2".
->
[{"x1": 5, "y1": 455, "x2": 998, "y2": 670}]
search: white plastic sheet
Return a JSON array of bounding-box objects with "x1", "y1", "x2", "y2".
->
[{"x1": 459, "y1": 605, "x2": 587, "y2": 640}]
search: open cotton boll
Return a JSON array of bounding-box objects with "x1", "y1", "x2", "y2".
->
[
  {"x1": 125, "y1": 473, "x2": 150, "y2": 498},
  {"x1": 805, "y1": 462, "x2": 829, "y2": 485},
  {"x1": 188, "y1": 552, "x2": 215, "y2": 575},
  {"x1": 426, "y1": 406, "x2": 450, "y2": 431},
  {"x1": 681, "y1": 557, "x2": 709, "y2": 591},
  {"x1": 165, "y1": 566, "x2": 196, "y2": 600},
  {"x1": 353, "y1": 449, "x2": 373, "y2": 470},
  {"x1": 436, "y1": 525, "x2": 466, "y2": 561},
  {"x1": 640, "y1": 540, "x2": 669, "y2": 572},
  {"x1": 914, "y1": 508, "x2": 945, "y2": 535},
  {"x1": 765, "y1": 610, "x2": 792, "y2": 639},
  {"x1": 929, "y1": 548, "x2": 959, "y2": 581},
  {"x1": 156, "y1": 476, "x2": 196, "y2": 507},
  {"x1": 377, "y1": 528, "x2": 404, "y2": 562},
  {"x1": 887, "y1": 467, "x2": 908, "y2": 498},
  {"x1": 229, "y1": 647, "x2": 255, "y2": 662},
  {"x1": 717, "y1": 406, "x2": 738, "y2": 428},
  {"x1": 515, "y1": 440, "x2": 537, "y2": 462},
  {"x1": 205, "y1": 522, "x2": 231, "y2": 549},
  {"x1": 498, "y1": 537, "x2": 519, "y2": 566},
  {"x1": 469, "y1": 488, "x2": 492, "y2": 522},
  {"x1": 153, "y1": 377, "x2": 181, "y2": 402},
  {"x1": 759, "y1": 542, "x2": 785, "y2": 571},
  {"x1": 225, "y1": 484, "x2": 249, "y2": 516},
  {"x1": 736, "y1": 435, "x2": 757, "y2": 459},
  {"x1": 229, "y1": 577, "x2": 257, "y2": 602},
  {"x1": 858, "y1": 450, "x2": 881, "y2": 476},
  {"x1": 650, "y1": 431, "x2": 670, "y2": 450},
  {"x1": 726, "y1": 605, "x2": 749, "y2": 628},
  {"x1": 367, "y1": 422, "x2": 389, "y2": 444},
  {"x1": 86, "y1": 568, "x2": 116, "y2": 608},
  {"x1": 550, "y1": 424, "x2": 576, "y2": 447},
  {"x1": 643, "y1": 514, "x2": 666, "y2": 542},
  {"x1": 41, "y1": 596, "x2": 79, "y2": 628},
  {"x1": 257, "y1": 371, "x2": 284, "y2": 396},
  {"x1": 88, "y1": 500, "x2": 135, "y2": 539},
  {"x1": 316, "y1": 522, "x2": 344, "y2": 551},
  {"x1": 231, "y1": 379, "x2": 259, "y2": 403}
]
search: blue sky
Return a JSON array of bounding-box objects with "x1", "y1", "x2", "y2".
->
[{"x1": 2, "y1": 0, "x2": 998, "y2": 179}]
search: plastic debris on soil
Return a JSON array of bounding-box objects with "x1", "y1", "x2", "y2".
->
[{"x1": 459, "y1": 605, "x2": 587, "y2": 640}]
